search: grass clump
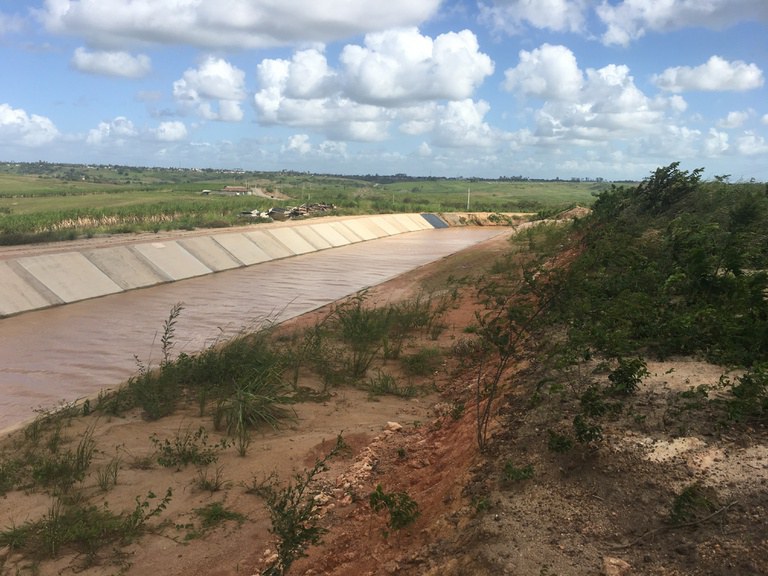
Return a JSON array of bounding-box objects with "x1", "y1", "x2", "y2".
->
[
  {"x1": 0, "y1": 489, "x2": 172, "y2": 567},
  {"x1": 150, "y1": 425, "x2": 230, "y2": 470},
  {"x1": 193, "y1": 501, "x2": 245, "y2": 531},
  {"x1": 366, "y1": 371, "x2": 419, "y2": 399}
]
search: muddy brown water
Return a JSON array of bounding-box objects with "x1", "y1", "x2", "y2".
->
[{"x1": 0, "y1": 228, "x2": 505, "y2": 433}]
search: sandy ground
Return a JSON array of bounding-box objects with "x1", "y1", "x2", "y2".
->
[{"x1": 1, "y1": 229, "x2": 766, "y2": 576}]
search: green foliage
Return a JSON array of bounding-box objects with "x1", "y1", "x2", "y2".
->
[
  {"x1": 369, "y1": 484, "x2": 420, "y2": 533},
  {"x1": 501, "y1": 461, "x2": 534, "y2": 486},
  {"x1": 719, "y1": 365, "x2": 768, "y2": 423},
  {"x1": 400, "y1": 347, "x2": 443, "y2": 377},
  {"x1": 196, "y1": 465, "x2": 230, "y2": 493},
  {"x1": 607, "y1": 357, "x2": 649, "y2": 396},
  {"x1": 30, "y1": 423, "x2": 96, "y2": 494},
  {"x1": 213, "y1": 376, "x2": 296, "y2": 435},
  {"x1": 366, "y1": 370, "x2": 418, "y2": 398},
  {"x1": 669, "y1": 482, "x2": 718, "y2": 525},
  {"x1": 150, "y1": 426, "x2": 230, "y2": 470},
  {"x1": 193, "y1": 501, "x2": 245, "y2": 530},
  {"x1": 332, "y1": 292, "x2": 391, "y2": 378},
  {"x1": 0, "y1": 489, "x2": 172, "y2": 564},
  {"x1": 546, "y1": 430, "x2": 573, "y2": 453},
  {"x1": 557, "y1": 162, "x2": 768, "y2": 366},
  {"x1": 252, "y1": 435, "x2": 345, "y2": 576}
]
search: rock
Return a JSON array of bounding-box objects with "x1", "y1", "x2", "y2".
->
[
  {"x1": 603, "y1": 556, "x2": 631, "y2": 576},
  {"x1": 386, "y1": 421, "x2": 403, "y2": 432}
]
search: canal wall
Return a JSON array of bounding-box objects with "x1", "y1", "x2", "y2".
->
[{"x1": 0, "y1": 213, "x2": 450, "y2": 318}]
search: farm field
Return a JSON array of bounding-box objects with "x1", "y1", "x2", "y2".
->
[{"x1": 0, "y1": 162, "x2": 603, "y2": 245}]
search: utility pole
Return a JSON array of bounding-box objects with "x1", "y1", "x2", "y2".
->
[{"x1": 467, "y1": 187, "x2": 471, "y2": 211}]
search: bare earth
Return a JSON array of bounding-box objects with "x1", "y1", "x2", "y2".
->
[{"x1": 1, "y1": 230, "x2": 766, "y2": 576}]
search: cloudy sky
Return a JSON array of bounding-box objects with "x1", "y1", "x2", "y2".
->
[{"x1": 0, "y1": 1, "x2": 766, "y2": 180}]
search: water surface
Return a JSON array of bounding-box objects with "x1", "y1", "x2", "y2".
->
[{"x1": 0, "y1": 228, "x2": 504, "y2": 432}]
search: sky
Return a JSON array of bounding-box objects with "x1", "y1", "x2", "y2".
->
[{"x1": 0, "y1": 1, "x2": 766, "y2": 181}]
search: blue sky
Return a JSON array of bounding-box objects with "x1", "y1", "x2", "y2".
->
[{"x1": 0, "y1": 1, "x2": 766, "y2": 180}]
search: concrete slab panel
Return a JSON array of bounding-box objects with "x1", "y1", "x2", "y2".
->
[
  {"x1": 244, "y1": 230, "x2": 296, "y2": 259},
  {"x1": 212, "y1": 233, "x2": 273, "y2": 265},
  {"x1": 307, "y1": 223, "x2": 351, "y2": 247},
  {"x1": 292, "y1": 225, "x2": 334, "y2": 250},
  {"x1": 329, "y1": 222, "x2": 364, "y2": 243},
  {"x1": 369, "y1": 215, "x2": 402, "y2": 235},
  {"x1": 16, "y1": 252, "x2": 123, "y2": 303},
  {"x1": 0, "y1": 262, "x2": 58, "y2": 316},
  {"x1": 178, "y1": 236, "x2": 243, "y2": 271},
  {"x1": 406, "y1": 213, "x2": 435, "y2": 230},
  {"x1": 131, "y1": 242, "x2": 212, "y2": 281},
  {"x1": 396, "y1": 214, "x2": 432, "y2": 232},
  {"x1": 83, "y1": 246, "x2": 169, "y2": 290},
  {"x1": 420, "y1": 213, "x2": 448, "y2": 228},
  {"x1": 342, "y1": 219, "x2": 380, "y2": 241},
  {"x1": 265, "y1": 227, "x2": 317, "y2": 255}
]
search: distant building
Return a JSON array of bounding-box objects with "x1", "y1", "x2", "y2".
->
[{"x1": 201, "y1": 185, "x2": 252, "y2": 196}]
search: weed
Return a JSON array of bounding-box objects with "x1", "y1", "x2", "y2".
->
[
  {"x1": 96, "y1": 454, "x2": 121, "y2": 492},
  {"x1": 471, "y1": 495, "x2": 491, "y2": 514},
  {"x1": 369, "y1": 484, "x2": 420, "y2": 534},
  {"x1": 30, "y1": 423, "x2": 97, "y2": 493},
  {"x1": 150, "y1": 426, "x2": 230, "y2": 470},
  {"x1": 400, "y1": 347, "x2": 442, "y2": 378},
  {"x1": 501, "y1": 462, "x2": 534, "y2": 486},
  {"x1": 546, "y1": 430, "x2": 573, "y2": 453},
  {"x1": 720, "y1": 365, "x2": 768, "y2": 423},
  {"x1": 669, "y1": 482, "x2": 718, "y2": 525},
  {"x1": 607, "y1": 357, "x2": 649, "y2": 396},
  {"x1": 366, "y1": 370, "x2": 418, "y2": 399},
  {"x1": 333, "y1": 292, "x2": 390, "y2": 378},
  {"x1": 251, "y1": 435, "x2": 345, "y2": 576},
  {"x1": 193, "y1": 501, "x2": 245, "y2": 530},
  {"x1": 214, "y1": 377, "x2": 296, "y2": 436},
  {"x1": 573, "y1": 414, "x2": 603, "y2": 445},
  {"x1": 196, "y1": 465, "x2": 230, "y2": 493},
  {"x1": 450, "y1": 401, "x2": 465, "y2": 420}
]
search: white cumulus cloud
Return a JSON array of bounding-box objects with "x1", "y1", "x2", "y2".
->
[
  {"x1": 173, "y1": 56, "x2": 245, "y2": 121},
  {"x1": 341, "y1": 28, "x2": 494, "y2": 105},
  {"x1": 86, "y1": 116, "x2": 137, "y2": 145},
  {"x1": 504, "y1": 43, "x2": 583, "y2": 101},
  {"x1": 38, "y1": 0, "x2": 441, "y2": 49},
  {"x1": 597, "y1": 0, "x2": 768, "y2": 46},
  {"x1": 736, "y1": 131, "x2": 768, "y2": 155},
  {"x1": 283, "y1": 134, "x2": 312, "y2": 155},
  {"x1": 504, "y1": 44, "x2": 684, "y2": 146},
  {"x1": 253, "y1": 29, "x2": 493, "y2": 143},
  {"x1": 717, "y1": 110, "x2": 751, "y2": 129},
  {"x1": 154, "y1": 121, "x2": 187, "y2": 142},
  {"x1": 654, "y1": 56, "x2": 764, "y2": 93},
  {"x1": 71, "y1": 47, "x2": 150, "y2": 78},
  {"x1": 479, "y1": 0, "x2": 588, "y2": 34},
  {"x1": 433, "y1": 99, "x2": 499, "y2": 148},
  {"x1": 703, "y1": 129, "x2": 729, "y2": 156},
  {"x1": 0, "y1": 103, "x2": 60, "y2": 146}
]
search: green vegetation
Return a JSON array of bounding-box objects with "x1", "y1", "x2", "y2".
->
[
  {"x1": 150, "y1": 426, "x2": 231, "y2": 470},
  {"x1": 0, "y1": 489, "x2": 172, "y2": 568},
  {"x1": 368, "y1": 484, "x2": 420, "y2": 534},
  {"x1": 250, "y1": 436, "x2": 346, "y2": 576},
  {"x1": 556, "y1": 162, "x2": 768, "y2": 366},
  {"x1": 0, "y1": 161, "x2": 599, "y2": 245}
]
